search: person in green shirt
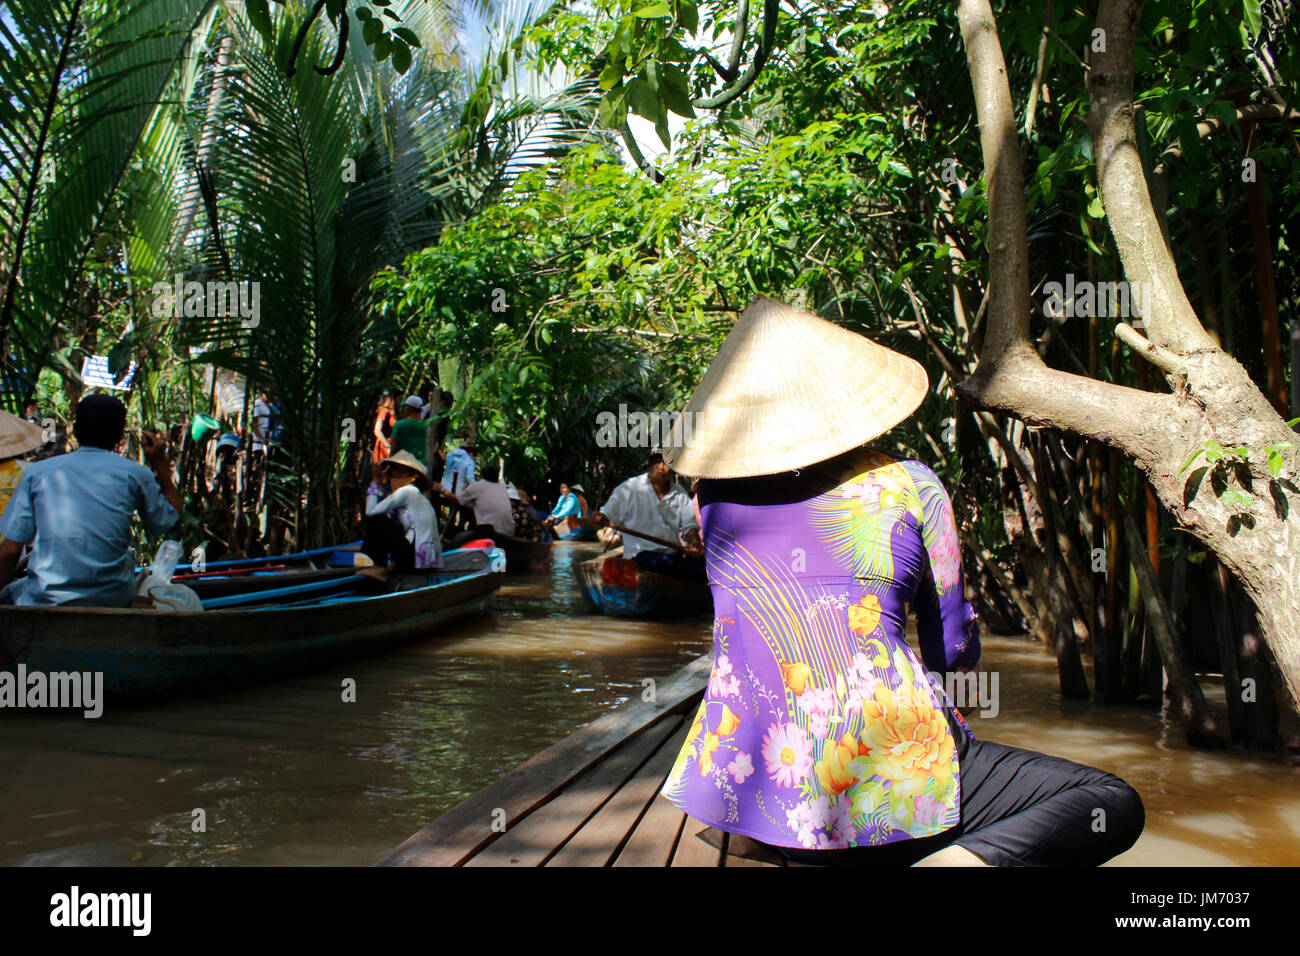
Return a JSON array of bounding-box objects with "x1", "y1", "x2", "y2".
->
[{"x1": 389, "y1": 396, "x2": 428, "y2": 464}]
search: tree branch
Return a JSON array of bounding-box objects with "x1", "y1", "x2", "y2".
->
[
  {"x1": 693, "y1": 0, "x2": 777, "y2": 110},
  {"x1": 1115, "y1": 321, "x2": 1187, "y2": 379},
  {"x1": 725, "y1": 0, "x2": 750, "y2": 77},
  {"x1": 1087, "y1": 0, "x2": 1216, "y2": 353}
]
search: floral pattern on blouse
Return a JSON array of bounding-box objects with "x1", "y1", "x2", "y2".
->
[{"x1": 661, "y1": 451, "x2": 980, "y2": 851}]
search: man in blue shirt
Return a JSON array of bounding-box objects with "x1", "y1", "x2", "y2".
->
[
  {"x1": 443, "y1": 438, "x2": 476, "y2": 495},
  {"x1": 442, "y1": 438, "x2": 477, "y2": 534},
  {"x1": 0, "y1": 395, "x2": 182, "y2": 607}
]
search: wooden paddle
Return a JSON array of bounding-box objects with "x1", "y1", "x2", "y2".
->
[{"x1": 609, "y1": 523, "x2": 687, "y2": 553}]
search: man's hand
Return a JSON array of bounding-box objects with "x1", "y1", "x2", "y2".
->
[
  {"x1": 682, "y1": 527, "x2": 704, "y2": 558},
  {"x1": 142, "y1": 430, "x2": 171, "y2": 469},
  {"x1": 590, "y1": 511, "x2": 609, "y2": 529},
  {"x1": 143, "y1": 431, "x2": 183, "y2": 530}
]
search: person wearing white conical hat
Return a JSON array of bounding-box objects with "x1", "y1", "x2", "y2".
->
[
  {"x1": 0, "y1": 411, "x2": 45, "y2": 537},
  {"x1": 363, "y1": 449, "x2": 442, "y2": 573},
  {"x1": 658, "y1": 295, "x2": 1144, "y2": 867}
]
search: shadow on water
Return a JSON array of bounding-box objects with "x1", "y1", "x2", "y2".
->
[{"x1": 1, "y1": 540, "x2": 1296, "y2": 865}]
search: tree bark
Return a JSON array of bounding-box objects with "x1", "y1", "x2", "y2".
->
[{"x1": 955, "y1": 0, "x2": 1300, "y2": 718}]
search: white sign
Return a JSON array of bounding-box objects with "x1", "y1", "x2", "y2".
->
[{"x1": 80, "y1": 355, "x2": 136, "y2": 390}]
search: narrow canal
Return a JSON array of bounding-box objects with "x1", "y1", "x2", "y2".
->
[{"x1": 1, "y1": 542, "x2": 1297, "y2": 865}]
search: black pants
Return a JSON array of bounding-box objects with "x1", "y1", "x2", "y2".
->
[
  {"x1": 777, "y1": 712, "x2": 1145, "y2": 867},
  {"x1": 361, "y1": 516, "x2": 414, "y2": 572}
]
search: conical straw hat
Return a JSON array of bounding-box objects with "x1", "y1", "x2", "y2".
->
[
  {"x1": 0, "y1": 410, "x2": 44, "y2": 459},
  {"x1": 378, "y1": 449, "x2": 429, "y2": 479},
  {"x1": 664, "y1": 296, "x2": 928, "y2": 479}
]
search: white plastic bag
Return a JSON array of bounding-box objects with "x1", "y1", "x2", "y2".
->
[{"x1": 145, "y1": 582, "x2": 203, "y2": 612}]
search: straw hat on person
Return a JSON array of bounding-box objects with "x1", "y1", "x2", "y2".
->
[
  {"x1": 0, "y1": 411, "x2": 44, "y2": 459},
  {"x1": 377, "y1": 450, "x2": 430, "y2": 487},
  {"x1": 664, "y1": 295, "x2": 929, "y2": 479}
]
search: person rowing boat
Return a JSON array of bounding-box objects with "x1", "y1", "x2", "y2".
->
[
  {"x1": 582, "y1": 452, "x2": 705, "y2": 582},
  {"x1": 0, "y1": 395, "x2": 182, "y2": 607}
]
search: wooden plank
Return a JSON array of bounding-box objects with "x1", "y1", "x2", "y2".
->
[
  {"x1": 466, "y1": 716, "x2": 681, "y2": 867},
  {"x1": 378, "y1": 654, "x2": 710, "y2": 866},
  {"x1": 546, "y1": 715, "x2": 689, "y2": 867},
  {"x1": 671, "y1": 817, "x2": 724, "y2": 867},
  {"x1": 613, "y1": 797, "x2": 688, "y2": 868}
]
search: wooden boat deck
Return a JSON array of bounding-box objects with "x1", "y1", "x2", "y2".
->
[{"x1": 378, "y1": 654, "x2": 794, "y2": 867}]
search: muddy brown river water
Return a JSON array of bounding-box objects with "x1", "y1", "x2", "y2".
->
[{"x1": 1, "y1": 542, "x2": 1296, "y2": 866}]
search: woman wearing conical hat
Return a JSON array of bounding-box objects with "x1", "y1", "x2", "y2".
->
[
  {"x1": 362, "y1": 450, "x2": 442, "y2": 573},
  {"x1": 659, "y1": 296, "x2": 1144, "y2": 866}
]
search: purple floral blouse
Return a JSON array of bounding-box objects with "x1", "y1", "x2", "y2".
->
[{"x1": 661, "y1": 451, "x2": 980, "y2": 850}]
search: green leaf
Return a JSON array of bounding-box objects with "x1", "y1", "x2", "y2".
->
[
  {"x1": 625, "y1": 76, "x2": 661, "y2": 124},
  {"x1": 1180, "y1": 446, "x2": 1205, "y2": 474},
  {"x1": 1243, "y1": 0, "x2": 1263, "y2": 39},
  {"x1": 392, "y1": 40, "x2": 411, "y2": 74},
  {"x1": 660, "y1": 62, "x2": 695, "y2": 117},
  {"x1": 677, "y1": 0, "x2": 699, "y2": 33},
  {"x1": 392, "y1": 26, "x2": 421, "y2": 48},
  {"x1": 246, "y1": 0, "x2": 273, "y2": 39},
  {"x1": 1086, "y1": 195, "x2": 1106, "y2": 219},
  {"x1": 599, "y1": 57, "x2": 625, "y2": 91},
  {"x1": 363, "y1": 17, "x2": 381, "y2": 45},
  {"x1": 635, "y1": 2, "x2": 671, "y2": 17},
  {"x1": 356, "y1": 6, "x2": 373, "y2": 20},
  {"x1": 598, "y1": 84, "x2": 630, "y2": 129}
]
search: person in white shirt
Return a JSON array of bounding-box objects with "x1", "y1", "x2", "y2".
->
[
  {"x1": 250, "y1": 391, "x2": 273, "y2": 454},
  {"x1": 452, "y1": 462, "x2": 515, "y2": 536},
  {"x1": 362, "y1": 451, "x2": 442, "y2": 572},
  {"x1": 591, "y1": 452, "x2": 704, "y2": 580}
]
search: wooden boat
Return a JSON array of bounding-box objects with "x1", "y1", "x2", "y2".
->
[
  {"x1": 378, "y1": 654, "x2": 788, "y2": 867},
  {"x1": 449, "y1": 528, "x2": 552, "y2": 574},
  {"x1": 0, "y1": 548, "x2": 506, "y2": 698},
  {"x1": 136, "y1": 542, "x2": 370, "y2": 601},
  {"x1": 576, "y1": 549, "x2": 712, "y2": 618}
]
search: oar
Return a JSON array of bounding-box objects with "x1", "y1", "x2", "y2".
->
[{"x1": 609, "y1": 523, "x2": 687, "y2": 553}]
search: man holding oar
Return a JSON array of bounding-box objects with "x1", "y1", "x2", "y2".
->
[{"x1": 588, "y1": 452, "x2": 705, "y2": 582}]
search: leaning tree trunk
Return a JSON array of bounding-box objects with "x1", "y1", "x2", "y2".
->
[{"x1": 954, "y1": 0, "x2": 1300, "y2": 717}]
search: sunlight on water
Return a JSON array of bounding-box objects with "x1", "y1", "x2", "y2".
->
[{"x1": 0, "y1": 540, "x2": 1296, "y2": 866}]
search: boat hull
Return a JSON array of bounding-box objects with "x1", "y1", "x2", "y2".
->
[
  {"x1": 0, "y1": 562, "x2": 502, "y2": 698},
  {"x1": 475, "y1": 530, "x2": 552, "y2": 574},
  {"x1": 576, "y1": 550, "x2": 712, "y2": 618}
]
